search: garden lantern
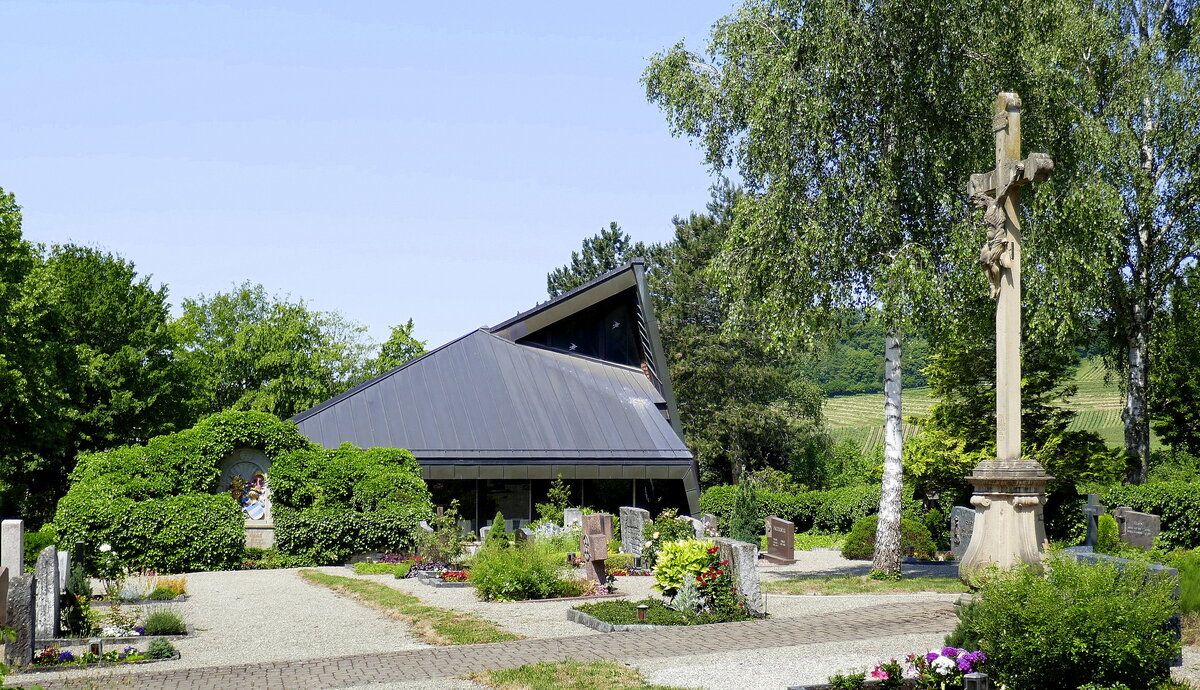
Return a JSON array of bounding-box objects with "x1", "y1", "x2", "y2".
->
[
  {"x1": 88, "y1": 638, "x2": 102, "y2": 656},
  {"x1": 636, "y1": 604, "x2": 649, "y2": 621},
  {"x1": 963, "y1": 672, "x2": 989, "y2": 690}
]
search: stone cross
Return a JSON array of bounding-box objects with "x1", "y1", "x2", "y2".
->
[
  {"x1": 959, "y1": 93, "x2": 1055, "y2": 579},
  {"x1": 35, "y1": 545, "x2": 59, "y2": 638},
  {"x1": 579, "y1": 516, "x2": 609, "y2": 586},
  {"x1": 967, "y1": 92, "x2": 1054, "y2": 464},
  {"x1": 1082, "y1": 494, "x2": 1106, "y2": 548}
]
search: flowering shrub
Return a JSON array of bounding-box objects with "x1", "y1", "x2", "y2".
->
[
  {"x1": 441, "y1": 570, "x2": 469, "y2": 582},
  {"x1": 870, "y1": 659, "x2": 904, "y2": 689},
  {"x1": 907, "y1": 647, "x2": 986, "y2": 689},
  {"x1": 641, "y1": 509, "x2": 699, "y2": 568},
  {"x1": 652, "y1": 539, "x2": 715, "y2": 595}
]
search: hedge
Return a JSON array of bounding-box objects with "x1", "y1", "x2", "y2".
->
[
  {"x1": 273, "y1": 508, "x2": 426, "y2": 565},
  {"x1": 1103, "y1": 481, "x2": 1200, "y2": 550},
  {"x1": 699, "y1": 483, "x2": 923, "y2": 534}
]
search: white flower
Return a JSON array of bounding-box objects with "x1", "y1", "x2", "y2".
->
[
  {"x1": 643, "y1": 540, "x2": 654, "y2": 547},
  {"x1": 932, "y1": 655, "x2": 956, "y2": 675},
  {"x1": 99, "y1": 543, "x2": 112, "y2": 553}
]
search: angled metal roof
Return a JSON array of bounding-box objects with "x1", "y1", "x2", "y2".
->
[{"x1": 291, "y1": 329, "x2": 691, "y2": 460}]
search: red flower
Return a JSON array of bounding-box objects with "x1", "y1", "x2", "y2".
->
[{"x1": 707, "y1": 546, "x2": 719, "y2": 554}]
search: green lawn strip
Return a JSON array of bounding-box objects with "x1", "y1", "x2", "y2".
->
[
  {"x1": 297, "y1": 569, "x2": 521, "y2": 645},
  {"x1": 352, "y1": 561, "x2": 412, "y2": 577},
  {"x1": 573, "y1": 599, "x2": 757, "y2": 626},
  {"x1": 762, "y1": 575, "x2": 968, "y2": 595},
  {"x1": 467, "y1": 660, "x2": 696, "y2": 690}
]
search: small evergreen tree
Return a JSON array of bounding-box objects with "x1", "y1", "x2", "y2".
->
[
  {"x1": 482, "y1": 511, "x2": 509, "y2": 550},
  {"x1": 728, "y1": 480, "x2": 760, "y2": 544},
  {"x1": 535, "y1": 474, "x2": 572, "y2": 523}
]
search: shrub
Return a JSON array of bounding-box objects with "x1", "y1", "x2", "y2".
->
[
  {"x1": 947, "y1": 556, "x2": 1179, "y2": 689},
  {"x1": 148, "y1": 587, "x2": 178, "y2": 600},
  {"x1": 827, "y1": 671, "x2": 865, "y2": 690},
  {"x1": 729, "y1": 481, "x2": 760, "y2": 543},
  {"x1": 700, "y1": 483, "x2": 923, "y2": 534},
  {"x1": 641, "y1": 509, "x2": 699, "y2": 568},
  {"x1": 141, "y1": 606, "x2": 186, "y2": 636},
  {"x1": 470, "y1": 541, "x2": 571, "y2": 601},
  {"x1": 56, "y1": 411, "x2": 313, "y2": 575},
  {"x1": 1166, "y1": 549, "x2": 1200, "y2": 615},
  {"x1": 841, "y1": 515, "x2": 935, "y2": 561},
  {"x1": 273, "y1": 508, "x2": 424, "y2": 565},
  {"x1": 145, "y1": 638, "x2": 176, "y2": 660},
  {"x1": 353, "y1": 561, "x2": 412, "y2": 577},
  {"x1": 1096, "y1": 513, "x2": 1122, "y2": 555},
  {"x1": 23, "y1": 526, "x2": 57, "y2": 572},
  {"x1": 482, "y1": 512, "x2": 509, "y2": 550},
  {"x1": 419, "y1": 500, "x2": 465, "y2": 564},
  {"x1": 652, "y1": 539, "x2": 714, "y2": 596},
  {"x1": 1103, "y1": 481, "x2": 1200, "y2": 549}
]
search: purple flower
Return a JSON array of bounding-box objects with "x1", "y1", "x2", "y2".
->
[
  {"x1": 925, "y1": 651, "x2": 939, "y2": 663},
  {"x1": 124, "y1": 646, "x2": 138, "y2": 654},
  {"x1": 941, "y1": 647, "x2": 961, "y2": 659},
  {"x1": 58, "y1": 650, "x2": 75, "y2": 662}
]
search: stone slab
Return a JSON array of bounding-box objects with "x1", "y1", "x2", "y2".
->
[
  {"x1": 0, "y1": 565, "x2": 7, "y2": 627},
  {"x1": 619, "y1": 507, "x2": 651, "y2": 557},
  {"x1": 35, "y1": 544, "x2": 59, "y2": 638},
  {"x1": 713, "y1": 537, "x2": 763, "y2": 615},
  {"x1": 949, "y1": 506, "x2": 975, "y2": 556},
  {"x1": 563, "y1": 508, "x2": 583, "y2": 529},
  {"x1": 57, "y1": 550, "x2": 69, "y2": 593},
  {"x1": 582, "y1": 513, "x2": 613, "y2": 544},
  {"x1": 5, "y1": 573, "x2": 34, "y2": 666},
  {"x1": 1, "y1": 519, "x2": 23, "y2": 576},
  {"x1": 1113, "y1": 506, "x2": 1161, "y2": 550},
  {"x1": 764, "y1": 516, "x2": 795, "y2": 564}
]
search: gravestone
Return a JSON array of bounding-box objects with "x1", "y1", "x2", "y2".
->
[
  {"x1": 515, "y1": 527, "x2": 534, "y2": 543},
  {"x1": 950, "y1": 506, "x2": 976, "y2": 556},
  {"x1": 0, "y1": 566, "x2": 7, "y2": 626},
  {"x1": 1113, "y1": 506, "x2": 1161, "y2": 550},
  {"x1": 702, "y1": 514, "x2": 719, "y2": 536},
  {"x1": 564, "y1": 508, "x2": 583, "y2": 529},
  {"x1": 619, "y1": 507, "x2": 651, "y2": 557},
  {"x1": 418, "y1": 520, "x2": 435, "y2": 534},
  {"x1": 534, "y1": 523, "x2": 565, "y2": 539},
  {"x1": 35, "y1": 545, "x2": 59, "y2": 638},
  {"x1": 4, "y1": 573, "x2": 34, "y2": 666},
  {"x1": 1, "y1": 519, "x2": 23, "y2": 575},
  {"x1": 683, "y1": 516, "x2": 705, "y2": 538},
  {"x1": 582, "y1": 512, "x2": 613, "y2": 544},
  {"x1": 56, "y1": 550, "x2": 69, "y2": 593},
  {"x1": 713, "y1": 537, "x2": 763, "y2": 614},
  {"x1": 579, "y1": 519, "x2": 608, "y2": 586},
  {"x1": 478, "y1": 526, "x2": 491, "y2": 543},
  {"x1": 1082, "y1": 494, "x2": 1106, "y2": 548},
  {"x1": 763, "y1": 516, "x2": 795, "y2": 565}
]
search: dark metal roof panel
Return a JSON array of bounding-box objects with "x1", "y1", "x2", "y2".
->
[{"x1": 293, "y1": 329, "x2": 691, "y2": 459}]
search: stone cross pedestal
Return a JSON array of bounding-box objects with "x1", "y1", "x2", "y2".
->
[
  {"x1": 1082, "y1": 494, "x2": 1106, "y2": 548},
  {"x1": 4, "y1": 573, "x2": 35, "y2": 666},
  {"x1": 1, "y1": 519, "x2": 23, "y2": 575},
  {"x1": 959, "y1": 92, "x2": 1055, "y2": 580},
  {"x1": 35, "y1": 545, "x2": 59, "y2": 639},
  {"x1": 763, "y1": 516, "x2": 795, "y2": 565}
]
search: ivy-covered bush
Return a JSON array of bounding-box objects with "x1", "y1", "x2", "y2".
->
[
  {"x1": 841, "y1": 514, "x2": 935, "y2": 561},
  {"x1": 56, "y1": 411, "x2": 311, "y2": 574},
  {"x1": 946, "y1": 557, "x2": 1179, "y2": 689},
  {"x1": 269, "y1": 442, "x2": 432, "y2": 564},
  {"x1": 700, "y1": 483, "x2": 922, "y2": 534},
  {"x1": 1103, "y1": 481, "x2": 1200, "y2": 550}
]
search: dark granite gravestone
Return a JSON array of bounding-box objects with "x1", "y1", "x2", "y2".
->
[
  {"x1": 764, "y1": 516, "x2": 795, "y2": 565},
  {"x1": 4, "y1": 573, "x2": 34, "y2": 666},
  {"x1": 1113, "y1": 506, "x2": 1161, "y2": 550},
  {"x1": 950, "y1": 506, "x2": 976, "y2": 556},
  {"x1": 1082, "y1": 494, "x2": 1106, "y2": 548}
]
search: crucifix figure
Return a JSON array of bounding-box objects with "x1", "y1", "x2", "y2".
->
[{"x1": 959, "y1": 93, "x2": 1056, "y2": 580}]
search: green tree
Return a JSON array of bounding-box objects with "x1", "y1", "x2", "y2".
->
[
  {"x1": 1151, "y1": 265, "x2": 1200, "y2": 456},
  {"x1": 546, "y1": 222, "x2": 652, "y2": 297},
  {"x1": 361, "y1": 318, "x2": 426, "y2": 379},
  {"x1": 644, "y1": 0, "x2": 983, "y2": 575},
  {"x1": 728, "y1": 479, "x2": 759, "y2": 543},
  {"x1": 174, "y1": 282, "x2": 374, "y2": 419}
]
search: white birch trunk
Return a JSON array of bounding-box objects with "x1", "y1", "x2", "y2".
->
[
  {"x1": 1125, "y1": 303, "x2": 1151, "y2": 483},
  {"x1": 872, "y1": 329, "x2": 904, "y2": 575}
]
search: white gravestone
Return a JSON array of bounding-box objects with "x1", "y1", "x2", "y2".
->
[
  {"x1": 56, "y1": 551, "x2": 69, "y2": 593},
  {"x1": 619, "y1": 507, "x2": 650, "y2": 557},
  {"x1": 34, "y1": 545, "x2": 59, "y2": 638},
  {"x1": 1, "y1": 519, "x2": 23, "y2": 576}
]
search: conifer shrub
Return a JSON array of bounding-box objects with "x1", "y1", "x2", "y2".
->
[{"x1": 728, "y1": 481, "x2": 759, "y2": 543}]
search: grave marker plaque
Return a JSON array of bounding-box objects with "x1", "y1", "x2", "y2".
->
[
  {"x1": 763, "y1": 516, "x2": 795, "y2": 565},
  {"x1": 619, "y1": 507, "x2": 650, "y2": 557},
  {"x1": 950, "y1": 506, "x2": 976, "y2": 556},
  {"x1": 1113, "y1": 506, "x2": 1161, "y2": 550},
  {"x1": 1081, "y1": 494, "x2": 1106, "y2": 548}
]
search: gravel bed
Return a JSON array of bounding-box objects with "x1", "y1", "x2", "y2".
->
[{"x1": 18, "y1": 567, "x2": 427, "y2": 684}]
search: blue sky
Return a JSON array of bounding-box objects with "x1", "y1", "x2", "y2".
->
[{"x1": 3, "y1": 1, "x2": 735, "y2": 347}]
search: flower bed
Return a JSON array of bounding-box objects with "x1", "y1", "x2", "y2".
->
[
  {"x1": 570, "y1": 598, "x2": 759, "y2": 629},
  {"x1": 607, "y1": 568, "x2": 652, "y2": 577},
  {"x1": 23, "y1": 640, "x2": 179, "y2": 672}
]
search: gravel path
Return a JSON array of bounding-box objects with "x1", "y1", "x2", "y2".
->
[{"x1": 5, "y1": 552, "x2": 992, "y2": 689}]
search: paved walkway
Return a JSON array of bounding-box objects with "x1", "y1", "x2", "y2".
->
[{"x1": 21, "y1": 600, "x2": 957, "y2": 689}]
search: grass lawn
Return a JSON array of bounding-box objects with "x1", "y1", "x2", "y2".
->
[
  {"x1": 573, "y1": 598, "x2": 758, "y2": 626},
  {"x1": 468, "y1": 661, "x2": 694, "y2": 690},
  {"x1": 762, "y1": 575, "x2": 968, "y2": 595},
  {"x1": 297, "y1": 569, "x2": 521, "y2": 645}
]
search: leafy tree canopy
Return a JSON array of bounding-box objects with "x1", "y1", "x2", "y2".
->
[{"x1": 546, "y1": 222, "x2": 654, "y2": 297}]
